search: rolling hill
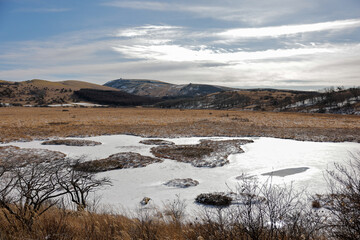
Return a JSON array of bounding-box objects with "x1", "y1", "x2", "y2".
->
[
  {"x1": 59, "y1": 80, "x2": 118, "y2": 91},
  {"x1": 156, "y1": 87, "x2": 360, "y2": 114},
  {"x1": 0, "y1": 79, "x2": 119, "y2": 106},
  {"x1": 104, "y1": 78, "x2": 234, "y2": 98},
  {"x1": 155, "y1": 89, "x2": 317, "y2": 110},
  {"x1": 1, "y1": 78, "x2": 359, "y2": 114}
]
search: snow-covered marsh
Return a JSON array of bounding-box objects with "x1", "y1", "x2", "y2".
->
[{"x1": 0, "y1": 134, "x2": 359, "y2": 215}]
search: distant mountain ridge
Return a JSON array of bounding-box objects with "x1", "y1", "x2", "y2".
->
[
  {"x1": 104, "y1": 78, "x2": 234, "y2": 98},
  {"x1": 1, "y1": 78, "x2": 358, "y2": 114}
]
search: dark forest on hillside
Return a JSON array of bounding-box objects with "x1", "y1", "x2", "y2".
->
[{"x1": 74, "y1": 89, "x2": 161, "y2": 106}]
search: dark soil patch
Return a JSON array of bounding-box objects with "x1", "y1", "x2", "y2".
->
[
  {"x1": 74, "y1": 152, "x2": 163, "y2": 172},
  {"x1": 195, "y1": 193, "x2": 233, "y2": 206},
  {"x1": 42, "y1": 139, "x2": 102, "y2": 146},
  {"x1": 139, "y1": 139, "x2": 175, "y2": 145},
  {"x1": 151, "y1": 139, "x2": 253, "y2": 167}
]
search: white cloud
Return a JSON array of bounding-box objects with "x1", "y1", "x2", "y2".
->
[
  {"x1": 1, "y1": 21, "x2": 359, "y2": 88},
  {"x1": 113, "y1": 44, "x2": 334, "y2": 63},
  {"x1": 116, "y1": 25, "x2": 182, "y2": 38},
  {"x1": 218, "y1": 19, "x2": 360, "y2": 39}
]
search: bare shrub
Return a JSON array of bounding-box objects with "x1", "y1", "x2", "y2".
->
[
  {"x1": 163, "y1": 195, "x2": 187, "y2": 224},
  {"x1": 0, "y1": 157, "x2": 111, "y2": 232},
  {"x1": 0, "y1": 160, "x2": 68, "y2": 230},
  {"x1": 130, "y1": 206, "x2": 164, "y2": 240},
  {"x1": 221, "y1": 176, "x2": 321, "y2": 240},
  {"x1": 56, "y1": 158, "x2": 111, "y2": 211},
  {"x1": 325, "y1": 153, "x2": 360, "y2": 239}
]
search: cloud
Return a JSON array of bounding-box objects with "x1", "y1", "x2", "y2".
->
[
  {"x1": 218, "y1": 19, "x2": 360, "y2": 39},
  {"x1": 103, "y1": 1, "x2": 292, "y2": 24},
  {"x1": 222, "y1": 43, "x2": 360, "y2": 86},
  {"x1": 112, "y1": 44, "x2": 334, "y2": 63},
  {"x1": 1, "y1": 21, "x2": 359, "y2": 88},
  {"x1": 102, "y1": 0, "x2": 309, "y2": 24},
  {"x1": 117, "y1": 25, "x2": 180, "y2": 37}
]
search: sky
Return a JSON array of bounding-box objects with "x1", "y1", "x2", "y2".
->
[{"x1": 0, "y1": 0, "x2": 359, "y2": 90}]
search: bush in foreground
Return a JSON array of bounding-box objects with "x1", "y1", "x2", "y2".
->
[
  {"x1": 1, "y1": 153, "x2": 360, "y2": 239},
  {"x1": 325, "y1": 153, "x2": 360, "y2": 239}
]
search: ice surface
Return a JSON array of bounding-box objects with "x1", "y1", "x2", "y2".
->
[
  {"x1": 261, "y1": 167, "x2": 309, "y2": 177},
  {"x1": 1, "y1": 135, "x2": 359, "y2": 216}
]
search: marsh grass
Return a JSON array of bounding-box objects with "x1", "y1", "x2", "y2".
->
[
  {"x1": 74, "y1": 152, "x2": 163, "y2": 172},
  {"x1": 42, "y1": 139, "x2": 102, "y2": 146},
  {"x1": 0, "y1": 204, "x2": 325, "y2": 240},
  {"x1": 2, "y1": 155, "x2": 360, "y2": 240},
  {"x1": 151, "y1": 139, "x2": 251, "y2": 167},
  {"x1": 0, "y1": 107, "x2": 359, "y2": 143}
]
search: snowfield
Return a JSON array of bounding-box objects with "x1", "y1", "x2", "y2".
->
[{"x1": 1, "y1": 135, "x2": 359, "y2": 216}]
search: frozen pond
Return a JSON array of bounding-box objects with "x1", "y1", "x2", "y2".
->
[{"x1": 1, "y1": 135, "x2": 359, "y2": 215}]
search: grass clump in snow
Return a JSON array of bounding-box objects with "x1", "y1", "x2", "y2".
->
[
  {"x1": 140, "y1": 139, "x2": 175, "y2": 145},
  {"x1": 0, "y1": 145, "x2": 66, "y2": 165},
  {"x1": 74, "y1": 152, "x2": 163, "y2": 172},
  {"x1": 164, "y1": 178, "x2": 199, "y2": 188},
  {"x1": 151, "y1": 139, "x2": 253, "y2": 167},
  {"x1": 42, "y1": 139, "x2": 102, "y2": 146},
  {"x1": 195, "y1": 192, "x2": 233, "y2": 206}
]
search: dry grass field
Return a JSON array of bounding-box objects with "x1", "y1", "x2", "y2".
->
[
  {"x1": 0, "y1": 205, "x2": 327, "y2": 240},
  {"x1": 0, "y1": 107, "x2": 359, "y2": 143}
]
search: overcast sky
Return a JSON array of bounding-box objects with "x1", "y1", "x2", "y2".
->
[{"x1": 0, "y1": 0, "x2": 359, "y2": 89}]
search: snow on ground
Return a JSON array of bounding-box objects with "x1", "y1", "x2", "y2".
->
[
  {"x1": 47, "y1": 103, "x2": 106, "y2": 107},
  {"x1": 1, "y1": 135, "x2": 359, "y2": 216}
]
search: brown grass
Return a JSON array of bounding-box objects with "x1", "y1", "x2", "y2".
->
[
  {"x1": 151, "y1": 139, "x2": 251, "y2": 167},
  {"x1": 153, "y1": 145, "x2": 213, "y2": 159},
  {"x1": 0, "y1": 145, "x2": 66, "y2": 165},
  {"x1": 0, "y1": 205, "x2": 325, "y2": 240},
  {"x1": 0, "y1": 107, "x2": 359, "y2": 143},
  {"x1": 75, "y1": 152, "x2": 163, "y2": 172}
]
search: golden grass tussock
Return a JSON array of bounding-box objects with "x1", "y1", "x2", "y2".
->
[
  {"x1": 0, "y1": 107, "x2": 359, "y2": 143},
  {"x1": 0, "y1": 205, "x2": 318, "y2": 240},
  {"x1": 0, "y1": 206, "x2": 180, "y2": 240}
]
